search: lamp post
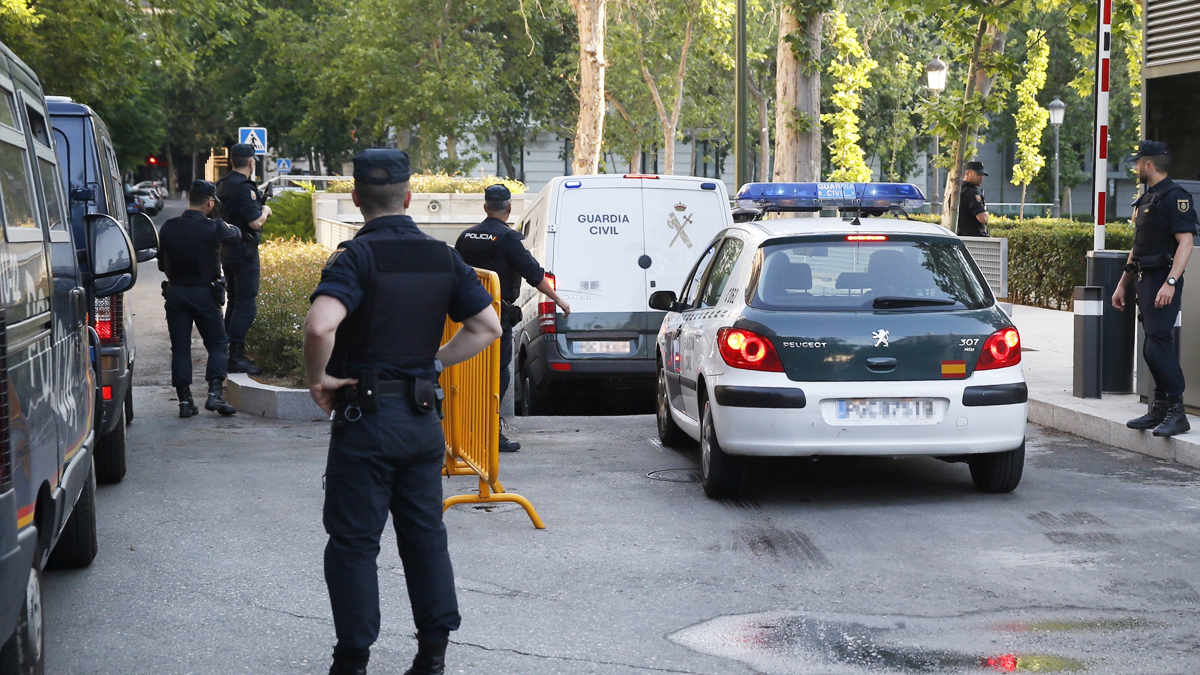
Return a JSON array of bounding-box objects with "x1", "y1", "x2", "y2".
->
[
  {"x1": 1049, "y1": 96, "x2": 1066, "y2": 219},
  {"x1": 734, "y1": 0, "x2": 749, "y2": 189},
  {"x1": 926, "y1": 56, "x2": 948, "y2": 215}
]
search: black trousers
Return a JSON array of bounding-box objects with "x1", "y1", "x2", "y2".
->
[
  {"x1": 223, "y1": 264, "x2": 260, "y2": 345},
  {"x1": 499, "y1": 320, "x2": 513, "y2": 405},
  {"x1": 324, "y1": 396, "x2": 460, "y2": 651},
  {"x1": 1136, "y1": 269, "x2": 1186, "y2": 402},
  {"x1": 165, "y1": 285, "x2": 229, "y2": 388}
]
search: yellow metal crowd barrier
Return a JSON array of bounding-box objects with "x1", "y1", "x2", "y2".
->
[{"x1": 440, "y1": 268, "x2": 545, "y2": 529}]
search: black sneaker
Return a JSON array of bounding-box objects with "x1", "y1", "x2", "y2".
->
[
  {"x1": 1152, "y1": 402, "x2": 1191, "y2": 437},
  {"x1": 498, "y1": 433, "x2": 521, "y2": 453}
]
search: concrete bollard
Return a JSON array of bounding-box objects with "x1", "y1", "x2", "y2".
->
[{"x1": 1073, "y1": 286, "x2": 1103, "y2": 399}]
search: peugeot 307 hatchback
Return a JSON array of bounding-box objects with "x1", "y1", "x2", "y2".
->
[{"x1": 649, "y1": 183, "x2": 1027, "y2": 498}]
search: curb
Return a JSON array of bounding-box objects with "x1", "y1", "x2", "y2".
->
[
  {"x1": 226, "y1": 374, "x2": 327, "y2": 421},
  {"x1": 1028, "y1": 395, "x2": 1200, "y2": 470}
]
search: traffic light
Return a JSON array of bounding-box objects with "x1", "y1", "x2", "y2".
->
[{"x1": 148, "y1": 156, "x2": 158, "y2": 165}]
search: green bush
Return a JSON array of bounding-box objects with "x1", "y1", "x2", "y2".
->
[
  {"x1": 990, "y1": 219, "x2": 1133, "y2": 309},
  {"x1": 263, "y1": 185, "x2": 316, "y2": 241},
  {"x1": 325, "y1": 173, "x2": 526, "y2": 195},
  {"x1": 245, "y1": 239, "x2": 330, "y2": 383}
]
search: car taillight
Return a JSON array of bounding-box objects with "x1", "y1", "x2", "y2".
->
[
  {"x1": 976, "y1": 327, "x2": 1021, "y2": 371},
  {"x1": 539, "y1": 272, "x2": 557, "y2": 334},
  {"x1": 95, "y1": 294, "x2": 123, "y2": 345},
  {"x1": 717, "y1": 327, "x2": 783, "y2": 372}
]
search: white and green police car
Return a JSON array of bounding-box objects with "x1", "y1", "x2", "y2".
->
[{"x1": 649, "y1": 183, "x2": 1027, "y2": 498}]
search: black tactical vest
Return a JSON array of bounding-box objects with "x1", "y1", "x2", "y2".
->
[
  {"x1": 1133, "y1": 188, "x2": 1180, "y2": 258},
  {"x1": 327, "y1": 238, "x2": 457, "y2": 379}
]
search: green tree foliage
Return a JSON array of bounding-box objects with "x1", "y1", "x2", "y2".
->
[
  {"x1": 821, "y1": 11, "x2": 875, "y2": 182},
  {"x1": 1011, "y1": 29, "x2": 1049, "y2": 216}
]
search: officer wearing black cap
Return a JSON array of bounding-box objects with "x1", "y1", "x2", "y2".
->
[
  {"x1": 957, "y1": 161, "x2": 990, "y2": 237},
  {"x1": 454, "y1": 184, "x2": 570, "y2": 449},
  {"x1": 158, "y1": 181, "x2": 244, "y2": 417},
  {"x1": 1113, "y1": 141, "x2": 1198, "y2": 437},
  {"x1": 216, "y1": 142, "x2": 272, "y2": 375},
  {"x1": 304, "y1": 149, "x2": 501, "y2": 675}
]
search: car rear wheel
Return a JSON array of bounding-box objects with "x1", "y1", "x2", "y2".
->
[
  {"x1": 0, "y1": 544, "x2": 44, "y2": 675},
  {"x1": 94, "y1": 416, "x2": 127, "y2": 484},
  {"x1": 968, "y1": 441, "x2": 1025, "y2": 493},
  {"x1": 700, "y1": 400, "x2": 742, "y2": 499},
  {"x1": 47, "y1": 460, "x2": 98, "y2": 569},
  {"x1": 656, "y1": 368, "x2": 688, "y2": 447}
]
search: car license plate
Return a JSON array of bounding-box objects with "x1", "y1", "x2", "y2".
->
[
  {"x1": 573, "y1": 341, "x2": 632, "y2": 355},
  {"x1": 836, "y1": 398, "x2": 937, "y2": 422}
]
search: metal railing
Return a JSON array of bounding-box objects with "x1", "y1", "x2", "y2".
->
[
  {"x1": 960, "y1": 236, "x2": 1009, "y2": 299},
  {"x1": 267, "y1": 175, "x2": 350, "y2": 191}
]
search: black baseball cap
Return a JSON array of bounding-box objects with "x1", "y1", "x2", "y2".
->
[
  {"x1": 190, "y1": 180, "x2": 220, "y2": 202},
  {"x1": 353, "y1": 148, "x2": 411, "y2": 185},
  {"x1": 965, "y1": 161, "x2": 988, "y2": 176},
  {"x1": 230, "y1": 143, "x2": 255, "y2": 160},
  {"x1": 484, "y1": 184, "x2": 511, "y2": 203},
  {"x1": 1134, "y1": 140, "x2": 1170, "y2": 159}
]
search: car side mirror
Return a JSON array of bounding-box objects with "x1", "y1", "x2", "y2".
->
[
  {"x1": 129, "y1": 212, "x2": 159, "y2": 262},
  {"x1": 85, "y1": 213, "x2": 136, "y2": 297},
  {"x1": 649, "y1": 290, "x2": 681, "y2": 312}
]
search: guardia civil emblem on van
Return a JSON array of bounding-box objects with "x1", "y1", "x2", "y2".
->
[{"x1": 667, "y1": 210, "x2": 694, "y2": 249}]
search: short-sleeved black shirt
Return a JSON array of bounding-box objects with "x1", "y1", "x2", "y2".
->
[
  {"x1": 311, "y1": 215, "x2": 494, "y2": 381},
  {"x1": 957, "y1": 182, "x2": 989, "y2": 238},
  {"x1": 1132, "y1": 177, "x2": 1198, "y2": 258},
  {"x1": 158, "y1": 210, "x2": 242, "y2": 286},
  {"x1": 454, "y1": 217, "x2": 545, "y2": 303},
  {"x1": 215, "y1": 171, "x2": 263, "y2": 268}
]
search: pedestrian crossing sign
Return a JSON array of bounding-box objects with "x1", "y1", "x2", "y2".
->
[
  {"x1": 276, "y1": 158, "x2": 292, "y2": 173},
  {"x1": 238, "y1": 127, "x2": 268, "y2": 155}
]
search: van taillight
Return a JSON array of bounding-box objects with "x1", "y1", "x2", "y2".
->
[
  {"x1": 95, "y1": 294, "x2": 123, "y2": 345},
  {"x1": 0, "y1": 310, "x2": 10, "y2": 491},
  {"x1": 539, "y1": 272, "x2": 557, "y2": 334}
]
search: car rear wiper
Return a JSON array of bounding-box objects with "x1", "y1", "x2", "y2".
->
[{"x1": 872, "y1": 296, "x2": 957, "y2": 309}]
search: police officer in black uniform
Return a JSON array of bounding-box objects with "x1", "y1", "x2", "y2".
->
[
  {"x1": 957, "y1": 161, "x2": 990, "y2": 237},
  {"x1": 216, "y1": 142, "x2": 272, "y2": 375},
  {"x1": 303, "y1": 149, "x2": 502, "y2": 675},
  {"x1": 1114, "y1": 141, "x2": 1198, "y2": 437},
  {"x1": 158, "y1": 181, "x2": 245, "y2": 417},
  {"x1": 454, "y1": 184, "x2": 570, "y2": 450}
]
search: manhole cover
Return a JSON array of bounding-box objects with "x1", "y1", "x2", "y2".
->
[{"x1": 647, "y1": 468, "x2": 701, "y2": 483}]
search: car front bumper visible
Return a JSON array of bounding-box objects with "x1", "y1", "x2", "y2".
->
[{"x1": 706, "y1": 366, "x2": 1027, "y2": 457}]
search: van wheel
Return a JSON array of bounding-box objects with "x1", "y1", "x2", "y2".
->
[
  {"x1": 94, "y1": 418, "x2": 127, "y2": 484},
  {"x1": 47, "y1": 461, "x2": 98, "y2": 569},
  {"x1": 700, "y1": 400, "x2": 742, "y2": 499},
  {"x1": 0, "y1": 544, "x2": 44, "y2": 675},
  {"x1": 124, "y1": 382, "x2": 133, "y2": 425},
  {"x1": 968, "y1": 441, "x2": 1025, "y2": 493},
  {"x1": 516, "y1": 364, "x2": 542, "y2": 417},
  {"x1": 656, "y1": 368, "x2": 688, "y2": 447}
]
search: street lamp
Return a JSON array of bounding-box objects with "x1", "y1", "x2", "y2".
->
[
  {"x1": 926, "y1": 56, "x2": 948, "y2": 215},
  {"x1": 1049, "y1": 96, "x2": 1066, "y2": 218}
]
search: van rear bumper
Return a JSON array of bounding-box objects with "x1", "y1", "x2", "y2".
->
[
  {"x1": 524, "y1": 336, "x2": 655, "y2": 389},
  {"x1": 98, "y1": 346, "x2": 130, "y2": 436}
]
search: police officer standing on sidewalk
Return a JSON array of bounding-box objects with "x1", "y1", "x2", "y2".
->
[
  {"x1": 1113, "y1": 141, "x2": 1198, "y2": 437},
  {"x1": 455, "y1": 184, "x2": 570, "y2": 450},
  {"x1": 303, "y1": 149, "x2": 501, "y2": 675},
  {"x1": 216, "y1": 143, "x2": 272, "y2": 375},
  {"x1": 957, "y1": 161, "x2": 991, "y2": 237},
  {"x1": 158, "y1": 181, "x2": 245, "y2": 417}
]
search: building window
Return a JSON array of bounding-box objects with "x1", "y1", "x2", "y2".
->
[
  {"x1": 694, "y1": 140, "x2": 720, "y2": 178},
  {"x1": 640, "y1": 147, "x2": 659, "y2": 174},
  {"x1": 563, "y1": 138, "x2": 574, "y2": 176}
]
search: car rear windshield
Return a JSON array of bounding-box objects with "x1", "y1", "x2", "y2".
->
[{"x1": 749, "y1": 235, "x2": 992, "y2": 312}]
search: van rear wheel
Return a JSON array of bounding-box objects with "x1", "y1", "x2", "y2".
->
[
  {"x1": 47, "y1": 460, "x2": 98, "y2": 569},
  {"x1": 94, "y1": 417, "x2": 127, "y2": 484},
  {"x1": 516, "y1": 362, "x2": 542, "y2": 416},
  {"x1": 0, "y1": 544, "x2": 44, "y2": 675}
]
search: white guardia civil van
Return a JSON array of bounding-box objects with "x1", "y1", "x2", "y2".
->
[{"x1": 512, "y1": 174, "x2": 732, "y2": 414}]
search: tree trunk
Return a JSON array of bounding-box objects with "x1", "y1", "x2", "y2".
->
[
  {"x1": 631, "y1": 144, "x2": 641, "y2": 173},
  {"x1": 165, "y1": 142, "x2": 176, "y2": 197},
  {"x1": 571, "y1": 0, "x2": 607, "y2": 175},
  {"x1": 628, "y1": 8, "x2": 692, "y2": 176},
  {"x1": 1019, "y1": 183, "x2": 1027, "y2": 219},
  {"x1": 445, "y1": 129, "x2": 458, "y2": 169},
  {"x1": 941, "y1": 16, "x2": 991, "y2": 231},
  {"x1": 773, "y1": 7, "x2": 822, "y2": 182},
  {"x1": 748, "y1": 76, "x2": 770, "y2": 181}
]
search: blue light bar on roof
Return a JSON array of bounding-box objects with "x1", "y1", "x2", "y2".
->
[{"x1": 734, "y1": 182, "x2": 926, "y2": 212}]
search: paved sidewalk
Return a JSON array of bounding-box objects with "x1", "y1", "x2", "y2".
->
[{"x1": 1011, "y1": 304, "x2": 1200, "y2": 469}]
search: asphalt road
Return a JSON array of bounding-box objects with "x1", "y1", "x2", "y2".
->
[{"x1": 41, "y1": 201, "x2": 1200, "y2": 674}]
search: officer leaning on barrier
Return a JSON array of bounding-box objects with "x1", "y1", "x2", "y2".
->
[
  {"x1": 216, "y1": 142, "x2": 272, "y2": 376},
  {"x1": 957, "y1": 161, "x2": 990, "y2": 237},
  {"x1": 454, "y1": 184, "x2": 571, "y2": 451},
  {"x1": 303, "y1": 149, "x2": 502, "y2": 675},
  {"x1": 1113, "y1": 141, "x2": 1199, "y2": 437},
  {"x1": 158, "y1": 181, "x2": 246, "y2": 418}
]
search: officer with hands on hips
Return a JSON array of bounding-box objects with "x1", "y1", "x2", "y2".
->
[
  {"x1": 216, "y1": 142, "x2": 272, "y2": 375},
  {"x1": 957, "y1": 161, "x2": 990, "y2": 237},
  {"x1": 158, "y1": 180, "x2": 247, "y2": 418},
  {"x1": 1113, "y1": 141, "x2": 1198, "y2": 437},
  {"x1": 455, "y1": 184, "x2": 570, "y2": 450},
  {"x1": 303, "y1": 149, "x2": 502, "y2": 675}
]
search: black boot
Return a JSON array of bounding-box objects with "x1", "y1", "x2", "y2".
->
[
  {"x1": 1128, "y1": 398, "x2": 1170, "y2": 430},
  {"x1": 205, "y1": 380, "x2": 237, "y2": 416},
  {"x1": 403, "y1": 639, "x2": 447, "y2": 675},
  {"x1": 1153, "y1": 402, "x2": 1191, "y2": 437},
  {"x1": 177, "y1": 386, "x2": 198, "y2": 418},
  {"x1": 228, "y1": 342, "x2": 264, "y2": 375},
  {"x1": 498, "y1": 433, "x2": 521, "y2": 453},
  {"x1": 328, "y1": 645, "x2": 368, "y2": 675}
]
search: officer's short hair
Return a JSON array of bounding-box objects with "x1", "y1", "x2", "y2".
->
[
  {"x1": 356, "y1": 178, "x2": 410, "y2": 214},
  {"x1": 1146, "y1": 154, "x2": 1171, "y2": 173},
  {"x1": 188, "y1": 192, "x2": 213, "y2": 207},
  {"x1": 484, "y1": 199, "x2": 511, "y2": 215},
  {"x1": 231, "y1": 154, "x2": 254, "y2": 170}
]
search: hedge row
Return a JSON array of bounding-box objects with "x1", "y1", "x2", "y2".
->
[
  {"x1": 245, "y1": 239, "x2": 331, "y2": 383},
  {"x1": 325, "y1": 173, "x2": 527, "y2": 195}
]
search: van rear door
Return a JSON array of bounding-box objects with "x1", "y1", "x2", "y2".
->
[
  {"x1": 640, "y1": 178, "x2": 730, "y2": 301},
  {"x1": 552, "y1": 178, "x2": 644, "y2": 317}
]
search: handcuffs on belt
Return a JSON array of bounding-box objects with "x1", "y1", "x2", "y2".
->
[{"x1": 334, "y1": 363, "x2": 445, "y2": 429}]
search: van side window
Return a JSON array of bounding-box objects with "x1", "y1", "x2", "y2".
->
[
  {"x1": 25, "y1": 106, "x2": 49, "y2": 147},
  {"x1": 699, "y1": 238, "x2": 744, "y2": 308},
  {"x1": 38, "y1": 156, "x2": 65, "y2": 231},
  {"x1": 99, "y1": 138, "x2": 124, "y2": 223},
  {"x1": 680, "y1": 242, "x2": 719, "y2": 307},
  {"x1": 0, "y1": 91, "x2": 16, "y2": 130},
  {"x1": 0, "y1": 138, "x2": 37, "y2": 229}
]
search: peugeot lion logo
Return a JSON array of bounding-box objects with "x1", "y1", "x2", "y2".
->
[{"x1": 872, "y1": 329, "x2": 890, "y2": 348}]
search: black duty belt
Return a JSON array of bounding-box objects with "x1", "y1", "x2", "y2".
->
[{"x1": 336, "y1": 370, "x2": 441, "y2": 424}]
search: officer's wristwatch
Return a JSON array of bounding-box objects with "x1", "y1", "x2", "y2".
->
[{"x1": 1168, "y1": 276, "x2": 1178, "y2": 287}]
